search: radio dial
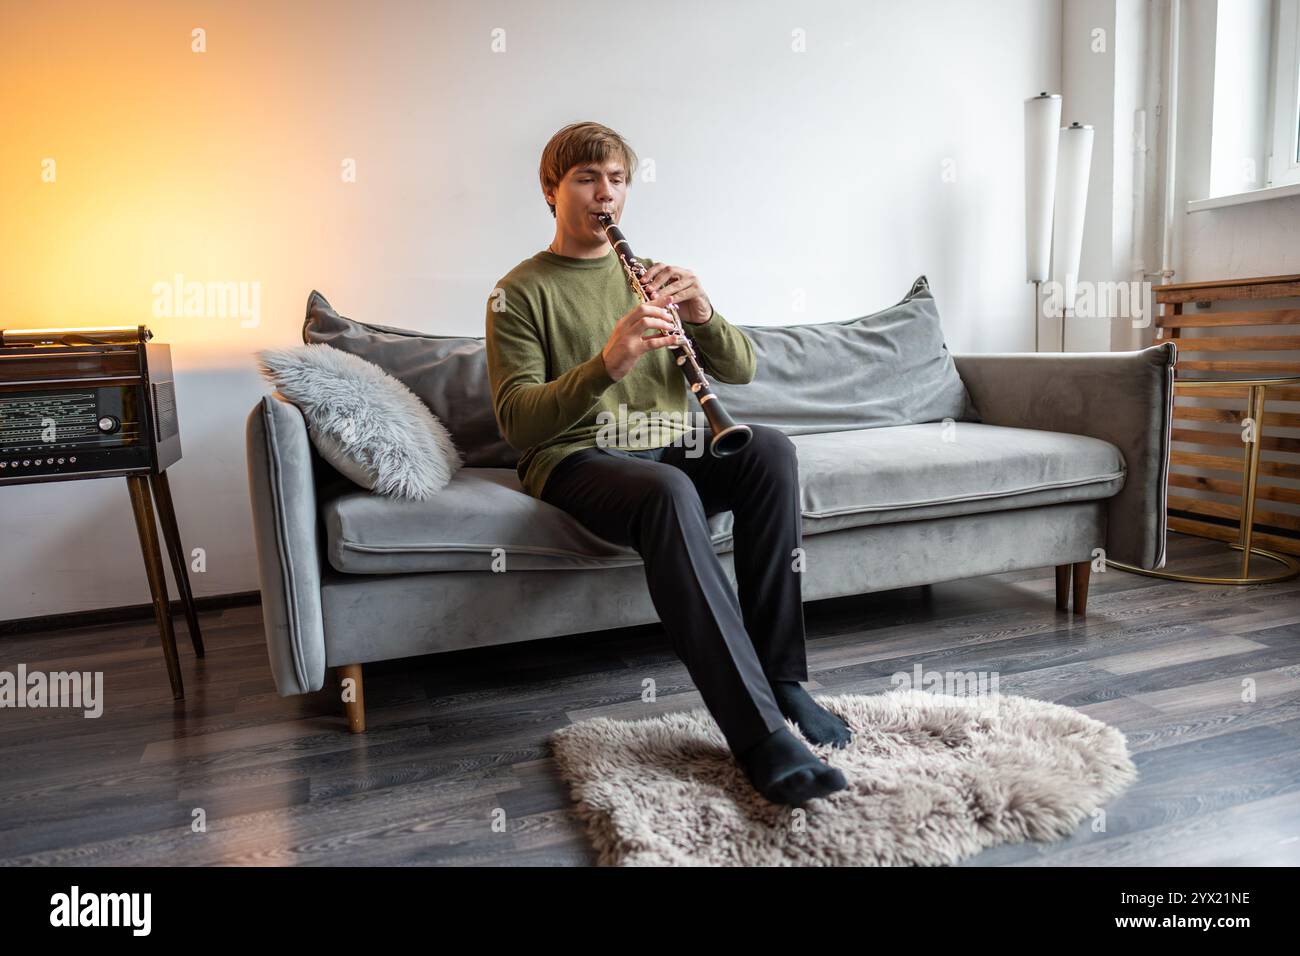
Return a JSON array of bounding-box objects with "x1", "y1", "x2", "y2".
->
[{"x1": 97, "y1": 415, "x2": 120, "y2": 434}]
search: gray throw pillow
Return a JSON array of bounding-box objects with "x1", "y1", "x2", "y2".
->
[
  {"x1": 256, "y1": 344, "x2": 463, "y2": 500},
  {"x1": 710, "y1": 275, "x2": 981, "y2": 433},
  {"x1": 303, "y1": 291, "x2": 517, "y2": 468}
]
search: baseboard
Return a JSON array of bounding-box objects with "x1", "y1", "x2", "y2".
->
[{"x1": 0, "y1": 590, "x2": 263, "y2": 637}]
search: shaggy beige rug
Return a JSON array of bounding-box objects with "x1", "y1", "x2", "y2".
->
[{"x1": 548, "y1": 688, "x2": 1138, "y2": 865}]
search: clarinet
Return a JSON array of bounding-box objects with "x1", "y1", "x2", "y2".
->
[{"x1": 596, "y1": 213, "x2": 753, "y2": 458}]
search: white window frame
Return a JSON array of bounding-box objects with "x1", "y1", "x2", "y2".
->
[{"x1": 1267, "y1": 0, "x2": 1300, "y2": 186}]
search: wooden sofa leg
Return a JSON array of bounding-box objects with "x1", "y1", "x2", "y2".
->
[
  {"x1": 337, "y1": 664, "x2": 366, "y2": 733},
  {"x1": 1072, "y1": 561, "x2": 1091, "y2": 617},
  {"x1": 1055, "y1": 565, "x2": 1071, "y2": 611}
]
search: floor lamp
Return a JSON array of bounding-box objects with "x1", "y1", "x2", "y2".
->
[
  {"x1": 1025, "y1": 95, "x2": 1094, "y2": 352},
  {"x1": 1024, "y1": 92, "x2": 1060, "y2": 353},
  {"x1": 1052, "y1": 121, "x2": 1095, "y2": 352}
]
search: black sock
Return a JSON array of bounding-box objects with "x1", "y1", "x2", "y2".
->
[
  {"x1": 736, "y1": 726, "x2": 848, "y2": 806},
  {"x1": 770, "y1": 681, "x2": 853, "y2": 748}
]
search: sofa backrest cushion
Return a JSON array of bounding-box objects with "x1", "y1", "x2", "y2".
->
[
  {"x1": 301, "y1": 275, "x2": 979, "y2": 469},
  {"x1": 711, "y1": 275, "x2": 980, "y2": 434},
  {"x1": 303, "y1": 291, "x2": 519, "y2": 468}
]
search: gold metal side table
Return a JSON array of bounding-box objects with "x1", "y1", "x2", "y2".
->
[{"x1": 1108, "y1": 374, "x2": 1300, "y2": 585}]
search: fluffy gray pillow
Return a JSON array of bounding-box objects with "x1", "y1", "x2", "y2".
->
[
  {"x1": 303, "y1": 290, "x2": 518, "y2": 468},
  {"x1": 256, "y1": 344, "x2": 463, "y2": 500}
]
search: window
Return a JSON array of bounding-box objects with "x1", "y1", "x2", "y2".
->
[{"x1": 1268, "y1": 0, "x2": 1300, "y2": 186}]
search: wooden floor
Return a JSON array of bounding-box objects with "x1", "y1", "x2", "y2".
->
[{"x1": 1, "y1": 532, "x2": 1298, "y2": 866}]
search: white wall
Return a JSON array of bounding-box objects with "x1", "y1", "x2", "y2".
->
[
  {"x1": 0, "y1": 0, "x2": 1062, "y2": 621},
  {"x1": 1060, "y1": 0, "x2": 1118, "y2": 352},
  {"x1": 1110, "y1": 0, "x2": 1153, "y2": 352},
  {"x1": 1057, "y1": 0, "x2": 1169, "y2": 354}
]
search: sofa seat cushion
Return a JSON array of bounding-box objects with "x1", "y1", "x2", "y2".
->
[
  {"x1": 322, "y1": 467, "x2": 683, "y2": 574},
  {"x1": 789, "y1": 422, "x2": 1124, "y2": 535},
  {"x1": 321, "y1": 422, "x2": 1125, "y2": 575}
]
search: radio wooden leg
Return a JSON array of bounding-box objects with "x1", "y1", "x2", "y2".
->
[
  {"x1": 150, "y1": 470, "x2": 204, "y2": 657},
  {"x1": 127, "y1": 475, "x2": 185, "y2": 699}
]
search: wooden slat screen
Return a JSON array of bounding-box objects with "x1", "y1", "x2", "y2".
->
[{"x1": 1156, "y1": 274, "x2": 1300, "y2": 556}]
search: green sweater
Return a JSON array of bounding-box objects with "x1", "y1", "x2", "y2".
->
[{"x1": 485, "y1": 248, "x2": 757, "y2": 500}]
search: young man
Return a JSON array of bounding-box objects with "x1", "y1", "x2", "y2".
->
[{"x1": 485, "y1": 122, "x2": 851, "y2": 807}]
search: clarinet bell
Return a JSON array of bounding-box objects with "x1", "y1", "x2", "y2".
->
[
  {"x1": 698, "y1": 386, "x2": 752, "y2": 457},
  {"x1": 710, "y1": 422, "x2": 753, "y2": 457}
]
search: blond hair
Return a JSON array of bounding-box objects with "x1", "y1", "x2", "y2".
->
[{"x1": 539, "y1": 122, "x2": 638, "y2": 218}]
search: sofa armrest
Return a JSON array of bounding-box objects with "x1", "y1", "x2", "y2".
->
[
  {"x1": 245, "y1": 393, "x2": 327, "y2": 695},
  {"x1": 952, "y1": 341, "x2": 1176, "y2": 570}
]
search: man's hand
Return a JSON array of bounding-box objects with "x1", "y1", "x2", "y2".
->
[
  {"x1": 640, "y1": 263, "x2": 713, "y2": 324},
  {"x1": 600, "y1": 302, "x2": 687, "y2": 383}
]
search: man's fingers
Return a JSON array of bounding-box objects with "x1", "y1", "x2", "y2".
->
[
  {"x1": 640, "y1": 263, "x2": 667, "y2": 288},
  {"x1": 644, "y1": 332, "x2": 687, "y2": 350},
  {"x1": 637, "y1": 327, "x2": 683, "y2": 344},
  {"x1": 635, "y1": 311, "x2": 675, "y2": 330},
  {"x1": 657, "y1": 275, "x2": 694, "y2": 299}
]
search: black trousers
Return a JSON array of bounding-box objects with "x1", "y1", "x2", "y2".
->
[{"x1": 540, "y1": 423, "x2": 808, "y2": 755}]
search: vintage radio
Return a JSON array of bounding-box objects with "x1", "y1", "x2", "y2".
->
[
  {"x1": 0, "y1": 324, "x2": 200, "y2": 700},
  {"x1": 0, "y1": 325, "x2": 181, "y2": 483}
]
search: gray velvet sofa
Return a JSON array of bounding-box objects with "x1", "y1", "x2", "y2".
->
[{"x1": 245, "y1": 285, "x2": 1176, "y2": 733}]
